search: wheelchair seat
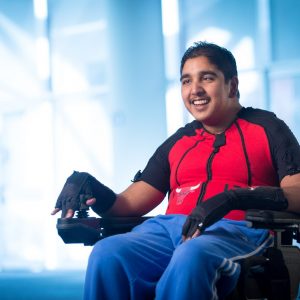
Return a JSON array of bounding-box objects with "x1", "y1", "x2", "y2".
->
[
  {"x1": 227, "y1": 210, "x2": 300, "y2": 300},
  {"x1": 56, "y1": 209, "x2": 300, "y2": 300}
]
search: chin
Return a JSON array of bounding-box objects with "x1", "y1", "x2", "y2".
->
[{"x1": 191, "y1": 112, "x2": 207, "y2": 122}]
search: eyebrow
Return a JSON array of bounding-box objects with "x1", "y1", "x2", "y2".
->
[{"x1": 180, "y1": 70, "x2": 218, "y2": 82}]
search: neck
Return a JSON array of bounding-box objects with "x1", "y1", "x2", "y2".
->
[{"x1": 203, "y1": 103, "x2": 242, "y2": 134}]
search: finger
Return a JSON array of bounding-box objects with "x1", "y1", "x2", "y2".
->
[
  {"x1": 86, "y1": 198, "x2": 96, "y2": 206},
  {"x1": 51, "y1": 208, "x2": 61, "y2": 215},
  {"x1": 64, "y1": 209, "x2": 75, "y2": 218},
  {"x1": 182, "y1": 228, "x2": 200, "y2": 243},
  {"x1": 191, "y1": 229, "x2": 201, "y2": 239},
  {"x1": 181, "y1": 219, "x2": 191, "y2": 237},
  {"x1": 186, "y1": 223, "x2": 199, "y2": 239},
  {"x1": 183, "y1": 236, "x2": 193, "y2": 242},
  {"x1": 183, "y1": 236, "x2": 192, "y2": 242}
]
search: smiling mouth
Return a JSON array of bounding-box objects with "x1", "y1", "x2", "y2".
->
[{"x1": 190, "y1": 98, "x2": 210, "y2": 106}]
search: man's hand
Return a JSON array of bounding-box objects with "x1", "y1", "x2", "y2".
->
[
  {"x1": 51, "y1": 171, "x2": 117, "y2": 218},
  {"x1": 182, "y1": 192, "x2": 232, "y2": 240},
  {"x1": 51, "y1": 198, "x2": 96, "y2": 218},
  {"x1": 182, "y1": 186, "x2": 288, "y2": 241},
  {"x1": 51, "y1": 171, "x2": 94, "y2": 218}
]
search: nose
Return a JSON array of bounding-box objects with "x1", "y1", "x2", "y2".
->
[{"x1": 190, "y1": 80, "x2": 205, "y2": 96}]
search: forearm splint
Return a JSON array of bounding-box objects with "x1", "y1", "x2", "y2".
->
[{"x1": 182, "y1": 186, "x2": 288, "y2": 238}]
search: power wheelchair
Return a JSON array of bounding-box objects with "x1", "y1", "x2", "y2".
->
[{"x1": 57, "y1": 208, "x2": 300, "y2": 299}]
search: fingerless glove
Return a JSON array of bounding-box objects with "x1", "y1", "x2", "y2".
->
[{"x1": 55, "y1": 171, "x2": 116, "y2": 217}]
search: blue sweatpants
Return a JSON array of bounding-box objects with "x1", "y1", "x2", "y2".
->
[{"x1": 84, "y1": 214, "x2": 272, "y2": 300}]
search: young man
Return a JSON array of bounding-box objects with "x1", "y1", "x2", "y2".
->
[{"x1": 52, "y1": 42, "x2": 300, "y2": 299}]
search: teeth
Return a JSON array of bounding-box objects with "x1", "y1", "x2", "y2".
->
[{"x1": 192, "y1": 99, "x2": 209, "y2": 105}]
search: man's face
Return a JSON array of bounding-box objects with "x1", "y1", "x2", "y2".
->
[{"x1": 181, "y1": 56, "x2": 236, "y2": 129}]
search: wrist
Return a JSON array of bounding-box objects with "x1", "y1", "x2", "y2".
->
[
  {"x1": 229, "y1": 186, "x2": 288, "y2": 211},
  {"x1": 88, "y1": 175, "x2": 117, "y2": 215}
]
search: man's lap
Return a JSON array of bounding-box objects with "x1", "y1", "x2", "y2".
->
[{"x1": 91, "y1": 214, "x2": 271, "y2": 265}]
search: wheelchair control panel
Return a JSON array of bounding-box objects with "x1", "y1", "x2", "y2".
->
[{"x1": 56, "y1": 213, "x2": 150, "y2": 246}]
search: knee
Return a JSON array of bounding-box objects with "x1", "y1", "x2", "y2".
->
[
  {"x1": 175, "y1": 239, "x2": 207, "y2": 258},
  {"x1": 171, "y1": 239, "x2": 213, "y2": 270},
  {"x1": 88, "y1": 235, "x2": 130, "y2": 268}
]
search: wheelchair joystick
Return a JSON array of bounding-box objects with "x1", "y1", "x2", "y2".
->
[
  {"x1": 76, "y1": 198, "x2": 90, "y2": 218},
  {"x1": 75, "y1": 194, "x2": 93, "y2": 218},
  {"x1": 76, "y1": 208, "x2": 89, "y2": 218}
]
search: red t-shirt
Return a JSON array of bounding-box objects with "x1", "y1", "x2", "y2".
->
[{"x1": 139, "y1": 107, "x2": 300, "y2": 220}]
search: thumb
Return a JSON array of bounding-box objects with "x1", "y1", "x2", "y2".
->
[{"x1": 86, "y1": 198, "x2": 96, "y2": 206}]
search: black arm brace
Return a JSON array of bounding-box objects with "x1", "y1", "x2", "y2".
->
[
  {"x1": 203, "y1": 186, "x2": 288, "y2": 226},
  {"x1": 182, "y1": 186, "x2": 288, "y2": 237}
]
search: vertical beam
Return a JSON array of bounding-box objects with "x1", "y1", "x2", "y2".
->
[
  {"x1": 258, "y1": 0, "x2": 272, "y2": 109},
  {"x1": 105, "y1": 0, "x2": 167, "y2": 189}
]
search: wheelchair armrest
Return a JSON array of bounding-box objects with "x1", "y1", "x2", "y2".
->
[
  {"x1": 246, "y1": 210, "x2": 300, "y2": 228},
  {"x1": 246, "y1": 209, "x2": 300, "y2": 243},
  {"x1": 57, "y1": 210, "x2": 300, "y2": 246},
  {"x1": 57, "y1": 216, "x2": 151, "y2": 246}
]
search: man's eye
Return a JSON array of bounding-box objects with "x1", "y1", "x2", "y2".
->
[
  {"x1": 182, "y1": 79, "x2": 190, "y2": 85},
  {"x1": 203, "y1": 75, "x2": 214, "y2": 81}
]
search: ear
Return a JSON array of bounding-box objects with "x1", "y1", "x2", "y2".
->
[{"x1": 229, "y1": 76, "x2": 239, "y2": 98}]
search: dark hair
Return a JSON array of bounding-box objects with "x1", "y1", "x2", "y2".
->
[{"x1": 180, "y1": 41, "x2": 238, "y2": 83}]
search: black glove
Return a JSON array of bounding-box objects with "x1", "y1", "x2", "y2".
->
[
  {"x1": 182, "y1": 186, "x2": 288, "y2": 238},
  {"x1": 55, "y1": 171, "x2": 116, "y2": 217}
]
